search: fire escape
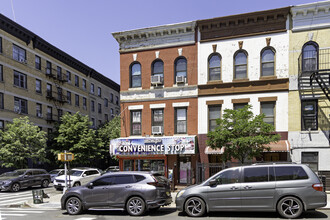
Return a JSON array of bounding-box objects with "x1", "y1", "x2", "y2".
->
[
  {"x1": 298, "y1": 47, "x2": 330, "y2": 130},
  {"x1": 45, "y1": 66, "x2": 67, "y2": 123}
]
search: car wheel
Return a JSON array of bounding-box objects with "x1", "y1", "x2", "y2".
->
[
  {"x1": 73, "y1": 182, "x2": 80, "y2": 187},
  {"x1": 11, "y1": 183, "x2": 21, "y2": 192},
  {"x1": 126, "y1": 196, "x2": 145, "y2": 216},
  {"x1": 66, "y1": 197, "x2": 83, "y2": 215},
  {"x1": 184, "y1": 197, "x2": 206, "y2": 217},
  {"x1": 277, "y1": 196, "x2": 303, "y2": 219},
  {"x1": 41, "y1": 179, "x2": 49, "y2": 188}
]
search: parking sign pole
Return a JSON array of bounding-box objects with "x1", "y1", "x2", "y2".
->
[{"x1": 63, "y1": 150, "x2": 67, "y2": 194}]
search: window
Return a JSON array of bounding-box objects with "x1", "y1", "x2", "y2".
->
[
  {"x1": 131, "y1": 110, "x2": 142, "y2": 135},
  {"x1": 46, "y1": 83, "x2": 52, "y2": 97},
  {"x1": 0, "y1": 64, "x2": 3, "y2": 81},
  {"x1": 175, "y1": 108, "x2": 187, "y2": 134},
  {"x1": 75, "y1": 75, "x2": 79, "y2": 87},
  {"x1": 14, "y1": 97, "x2": 28, "y2": 114},
  {"x1": 0, "y1": 37, "x2": 2, "y2": 53},
  {"x1": 104, "y1": 98, "x2": 108, "y2": 107},
  {"x1": 67, "y1": 91, "x2": 71, "y2": 104},
  {"x1": 14, "y1": 71, "x2": 27, "y2": 89},
  {"x1": 110, "y1": 108, "x2": 114, "y2": 117},
  {"x1": 98, "y1": 87, "x2": 101, "y2": 97},
  {"x1": 301, "y1": 100, "x2": 318, "y2": 131},
  {"x1": 302, "y1": 152, "x2": 318, "y2": 172},
  {"x1": 93, "y1": 176, "x2": 113, "y2": 186},
  {"x1": 113, "y1": 175, "x2": 135, "y2": 184},
  {"x1": 57, "y1": 87, "x2": 63, "y2": 101},
  {"x1": 302, "y1": 41, "x2": 318, "y2": 72},
  {"x1": 57, "y1": 66, "x2": 62, "y2": 80},
  {"x1": 151, "y1": 60, "x2": 164, "y2": 84},
  {"x1": 175, "y1": 57, "x2": 187, "y2": 83},
  {"x1": 58, "y1": 109, "x2": 63, "y2": 121},
  {"x1": 98, "y1": 103, "x2": 102, "y2": 114},
  {"x1": 275, "y1": 166, "x2": 308, "y2": 181},
  {"x1": 92, "y1": 118, "x2": 95, "y2": 128},
  {"x1": 35, "y1": 55, "x2": 41, "y2": 70},
  {"x1": 244, "y1": 167, "x2": 269, "y2": 182},
  {"x1": 0, "y1": 120, "x2": 4, "y2": 130},
  {"x1": 208, "y1": 53, "x2": 221, "y2": 81},
  {"x1": 116, "y1": 96, "x2": 119, "y2": 105},
  {"x1": 105, "y1": 114, "x2": 108, "y2": 121},
  {"x1": 75, "y1": 94, "x2": 79, "y2": 106},
  {"x1": 110, "y1": 93, "x2": 114, "y2": 103},
  {"x1": 261, "y1": 48, "x2": 275, "y2": 77},
  {"x1": 91, "y1": 100, "x2": 95, "y2": 112},
  {"x1": 130, "y1": 62, "x2": 141, "y2": 88},
  {"x1": 261, "y1": 102, "x2": 275, "y2": 126},
  {"x1": 82, "y1": 79, "x2": 86, "y2": 90},
  {"x1": 90, "y1": 83, "x2": 94, "y2": 94},
  {"x1": 212, "y1": 168, "x2": 240, "y2": 185},
  {"x1": 152, "y1": 109, "x2": 163, "y2": 133},
  {"x1": 208, "y1": 105, "x2": 221, "y2": 131},
  {"x1": 66, "y1": 71, "x2": 71, "y2": 83},
  {"x1": 234, "y1": 103, "x2": 247, "y2": 110},
  {"x1": 83, "y1": 97, "x2": 87, "y2": 109},
  {"x1": 36, "y1": 79, "x2": 42, "y2": 93},
  {"x1": 46, "y1": 61, "x2": 52, "y2": 75},
  {"x1": 13, "y1": 44, "x2": 26, "y2": 62},
  {"x1": 0, "y1": 92, "x2": 3, "y2": 109},
  {"x1": 98, "y1": 120, "x2": 102, "y2": 126},
  {"x1": 234, "y1": 51, "x2": 247, "y2": 79},
  {"x1": 47, "y1": 106, "x2": 52, "y2": 120}
]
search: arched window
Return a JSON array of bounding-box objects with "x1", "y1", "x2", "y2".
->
[
  {"x1": 261, "y1": 48, "x2": 275, "y2": 77},
  {"x1": 208, "y1": 53, "x2": 221, "y2": 81},
  {"x1": 302, "y1": 41, "x2": 318, "y2": 72},
  {"x1": 175, "y1": 57, "x2": 187, "y2": 83},
  {"x1": 234, "y1": 50, "x2": 247, "y2": 79},
  {"x1": 151, "y1": 60, "x2": 164, "y2": 85},
  {"x1": 130, "y1": 62, "x2": 141, "y2": 88}
]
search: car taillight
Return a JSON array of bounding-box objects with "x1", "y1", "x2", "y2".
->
[
  {"x1": 147, "y1": 182, "x2": 164, "y2": 187},
  {"x1": 312, "y1": 183, "x2": 324, "y2": 192}
]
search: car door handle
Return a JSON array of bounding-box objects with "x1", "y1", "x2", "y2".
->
[
  {"x1": 244, "y1": 186, "x2": 252, "y2": 189},
  {"x1": 125, "y1": 185, "x2": 132, "y2": 188},
  {"x1": 230, "y1": 186, "x2": 239, "y2": 190}
]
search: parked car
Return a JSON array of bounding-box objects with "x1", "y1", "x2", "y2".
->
[
  {"x1": 0, "y1": 169, "x2": 51, "y2": 192},
  {"x1": 49, "y1": 169, "x2": 65, "y2": 182},
  {"x1": 176, "y1": 163, "x2": 327, "y2": 219},
  {"x1": 53, "y1": 167, "x2": 101, "y2": 190},
  {"x1": 104, "y1": 166, "x2": 120, "y2": 173},
  {"x1": 61, "y1": 171, "x2": 172, "y2": 216}
]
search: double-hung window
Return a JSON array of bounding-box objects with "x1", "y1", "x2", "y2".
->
[
  {"x1": 261, "y1": 48, "x2": 275, "y2": 77},
  {"x1": 36, "y1": 79, "x2": 42, "y2": 93},
  {"x1": 131, "y1": 110, "x2": 142, "y2": 135},
  {"x1": 14, "y1": 71, "x2": 27, "y2": 89},
  {"x1": 208, "y1": 105, "x2": 221, "y2": 131},
  {"x1": 47, "y1": 106, "x2": 53, "y2": 120},
  {"x1": 98, "y1": 87, "x2": 102, "y2": 97},
  {"x1": 75, "y1": 94, "x2": 79, "y2": 106},
  {"x1": 0, "y1": 64, "x2": 3, "y2": 82},
  {"x1": 36, "y1": 103, "x2": 42, "y2": 117},
  {"x1": 75, "y1": 75, "x2": 79, "y2": 87},
  {"x1": 104, "y1": 98, "x2": 108, "y2": 107},
  {"x1": 90, "y1": 83, "x2": 95, "y2": 94},
  {"x1": 83, "y1": 97, "x2": 87, "y2": 110},
  {"x1": 261, "y1": 102, "x2": 275, "y2": 127},
  {"x1": 208, "y1": 54, "x2": 221, "y2": 81},
  {"x1": 175, "y1": 57, "x2": 187, "y2": 83},
  {"x1": 302, "y1": 42, "x2": 318, "y2": 72},
  {"x1": 13, "y1": 44, "x2": 26, "y2": 62},
  {"x1": 83, "y1": 79, "x2": 86, "y2": 90},
  {"x1": 0, "y1": 92, "x2": 3, "y2": 109},
  {"x1": 234, "y1": 51, "x2": 247, "y2": 79},
  {"x1": 151, "y1": 60, "x2": 164, "y2": 85},
  {"x1": 46, "y1": 61, "x2": 52, "y2": 75},
  {"x1": 98, "y1": 103, "x2": 102, "y2": 114},
  {"x1": 175, "y1": 108, "x2": 187, "y2": 134},
  {"x1": 152, "y1": 109, "x2": 164, "y2": 134},
  {"x1": 130, "y1": 62, "x2": 141, "y2": 88},
  {"x1": 14, "y1": 97, "x2": 28, "y2": 114},
  {"x1": 91, "y1": 100, "x2": 95, "y2": 112},
  {"x1": 35, "y1": 55, "x2": 41, "y2": 70},
  {"x1": 66, "y1": 71, "x2": 71, "y2": 83},
  {"x1": 67, "y1": 91, "x2": 71, "y2": 104}
]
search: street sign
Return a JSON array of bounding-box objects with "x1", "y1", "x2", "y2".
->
[{"x1": 58, "y1": 152, "x2": 74, "y2": 161}]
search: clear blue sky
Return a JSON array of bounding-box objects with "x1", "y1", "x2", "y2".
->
[{"x1": 0, "y1": 0, "x2": 315, "y2": 85}]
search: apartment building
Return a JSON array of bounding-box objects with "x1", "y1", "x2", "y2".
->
[
  {"x1": 112, "y1": 21, "x2": 198, "y2": 185},
  {"x1": 0, "y1": 13, "x2": 119, "y2": 132}
]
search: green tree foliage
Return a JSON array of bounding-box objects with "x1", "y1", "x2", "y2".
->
[
  {"x1": 54, "y1": 112, "x2": 103, "y2": 166},
  {"x1": 207, "y1": 105, "x2": 280, "y2": 164},
  {"x1": 0, "y1": 117, "x2": 48, "y2": 168},
  {"x1": 97, "y1": 116, "x2": 121, "y2": 161}
]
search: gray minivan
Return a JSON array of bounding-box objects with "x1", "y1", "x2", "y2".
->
[{"x1": 176, "y1": 163, "x2": 326, "y2": 218}]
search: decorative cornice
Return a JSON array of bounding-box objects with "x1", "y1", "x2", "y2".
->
[
  {"x1": 197, "y1": 7, "x2": 290, "y2": 42},
  {"x1": 112, "y1": 21, "x2": 196, "y2": 52}
]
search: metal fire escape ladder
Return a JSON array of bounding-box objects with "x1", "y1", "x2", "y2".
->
[{"x1": 310, "y1": 70, "x2": 330, "y2": 101}]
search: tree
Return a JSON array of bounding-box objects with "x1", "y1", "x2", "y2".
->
[
  {"x1": 54, "y1": 112, "x2": 103, "y2": 166},
  {"x1": 207, "y1": 105, "x2": 280, "y2": 164},
  {"x1": 97, "y1": 116, "x2": 121, "y2": 165},
  {"x1": 0, "y1": 117, "x2": 48, "y2": 168}
]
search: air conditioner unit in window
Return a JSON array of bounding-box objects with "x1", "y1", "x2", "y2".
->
[
  {"x1": 152, "y1": 126, "x2": 162, "y2": 135},
  {"x1": 14, "y1": 107, "x2": 21, "y2": 114},
  {"x1": 176, "y1": 76, "x2": 186, "y2": 84},
  {"x1": 19, "y1": 58, "x2": 27, "y2": 64},
  {"x1": 151, "y1": 75, "x2": 163, "y2": 85}
]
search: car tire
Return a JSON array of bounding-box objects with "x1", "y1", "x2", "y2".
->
[
  {"x1": 41, "y1": 179, "x2": 49, "y2": 188},
  {"x1": 66, "y1": 197, "x2": 83, "y2": 215},
  {"x1": 11, "y1": 183, "x2": 21, "y2": 192},
  {"x1": 184, "y1": 197, "x2": 206, "y2": 217},
  {"x1": 277, "y1": 196, "x2": 303, "y2": 219},
  {"x1": 73, "y1": 182, "x2": 80, "y2": 187},
  {"x1": 126, "y1": 196, "x2": 146, "y2": 216}
]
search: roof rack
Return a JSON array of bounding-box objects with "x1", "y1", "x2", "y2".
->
[{"x1": 252, "y1": 162, "x2": 297, "y2": 165}]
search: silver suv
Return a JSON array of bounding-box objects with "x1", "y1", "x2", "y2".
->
[
  {"x1": 61, "y1": 171, "x2": 172, "y2": 216},
  {"x1": 176, "y1": 163, "x2": 326, "y2": 218}
]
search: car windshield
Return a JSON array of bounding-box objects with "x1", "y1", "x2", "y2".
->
[
  {"x1": 68, "y1": 170, "x2": 83, "y2": 176},
  {"x1": 0, "y1": 170, "x2": 26, "y2": 177},
  {"x1": 49, "y1": 170, "x2": 60, "y2": 174}
]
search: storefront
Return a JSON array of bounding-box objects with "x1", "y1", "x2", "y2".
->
[{"x1": 110, "y1": 136, "x2": 197, "y2": 185}]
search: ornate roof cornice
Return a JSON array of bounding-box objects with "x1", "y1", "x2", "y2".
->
[
  {"x1": 112, "y1": 21, "x2": 196, "y2": 53},
  {"x1": 291, "y1": 1, "x2": 330, "y2": 32}
]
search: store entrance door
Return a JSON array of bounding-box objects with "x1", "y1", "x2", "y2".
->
[{"x1": 178, "y1": 156, "x2": 191, "y2": 184}]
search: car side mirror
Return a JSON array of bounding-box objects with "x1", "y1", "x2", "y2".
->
[
  {"x1": 209, "y1": 179, "x2": 218, "y2": 187},
  {"x1": 87, "y1": 182, "x2": 93, "y2": 189}
]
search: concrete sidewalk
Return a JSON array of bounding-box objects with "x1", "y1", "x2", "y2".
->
[{"x1": 25, "y1": 191, "x2": 330, "y2": 210}]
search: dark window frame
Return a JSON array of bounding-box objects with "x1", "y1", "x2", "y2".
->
[
  {"x1": 0, "y1": 92, "x2": 3, "y2": 109},
  {"x1": 131, "y1": 110, "x2": 142, "y2": 135},
  {"x1": 75, "y1": 94, "x2": 79, "y2": 106},
  {"x1": 12, "y1": 44, "x2": 26, "y2": 62},
  {"x1": 35, "y1": 79, "x2": 42, "y2": 93},
  {"x1": 174, "y1": 56, "x2": 187, "y2": 83},
  {"x1": 301, "y1": 99, "x2": 318, "y2": 131},
  {"x1": 151, "y1": 59, "x2": 164, "y2": 84},
  {"x1": 152, "y1": 109, "x2": 164, "y2": 133},
  {"x1": 14, "y1": 96, "x2": 28, "y2": 114},
  {"x1": 0, "y1": 64, "x2": 3, "y2": 82},
  {"x1": 302, "y1": 41, "x2": 319, "y2": 72},
  {"x1": 13, "y1": 70, "x2": 27, "y2": 89},
  {"x1": 35, "y1": 55, "x2": 41, "y2": 70}
]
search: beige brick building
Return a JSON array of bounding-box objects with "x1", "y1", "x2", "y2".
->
[{"x1": 0, "y1": 13, "x2": 120, "y2": 132}]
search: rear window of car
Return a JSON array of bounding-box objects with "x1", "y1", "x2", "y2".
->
[
  {"x1": 244, "y1": 167, "x2": 268, "y2": 182},
  {"x1": 275, "y1": 166, "x2": 308, "y2": 181},
  {"x1": 113, "y1": 175, "x2": 135, "y2": 184},
  {"x1": 152, "y1": 174, "x2": 168, "y2": 184},
  {"x1": 134, "y1": 175, "x2": 146, "y2": 182}
]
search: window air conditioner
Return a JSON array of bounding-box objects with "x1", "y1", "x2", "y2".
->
[
  {"x1": 176, "y1": 76, "x2": 186, "y2": 84},
  {"x1": 152, "y1": 126, "x2": 162, "y2": 135},
  {"x1": 151, "y1": 75, "x2": 162, "y2": 85},
  {"x1": 14, "y1": 107, "x2": 21, "y2": 114},
  {"x1": 19, "y1": 58, "x2": 27, "y2": 64}
]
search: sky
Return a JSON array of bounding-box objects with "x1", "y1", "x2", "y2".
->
[{"x1": 0, "y1": 0, "x2": 316, "y2": 85}]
